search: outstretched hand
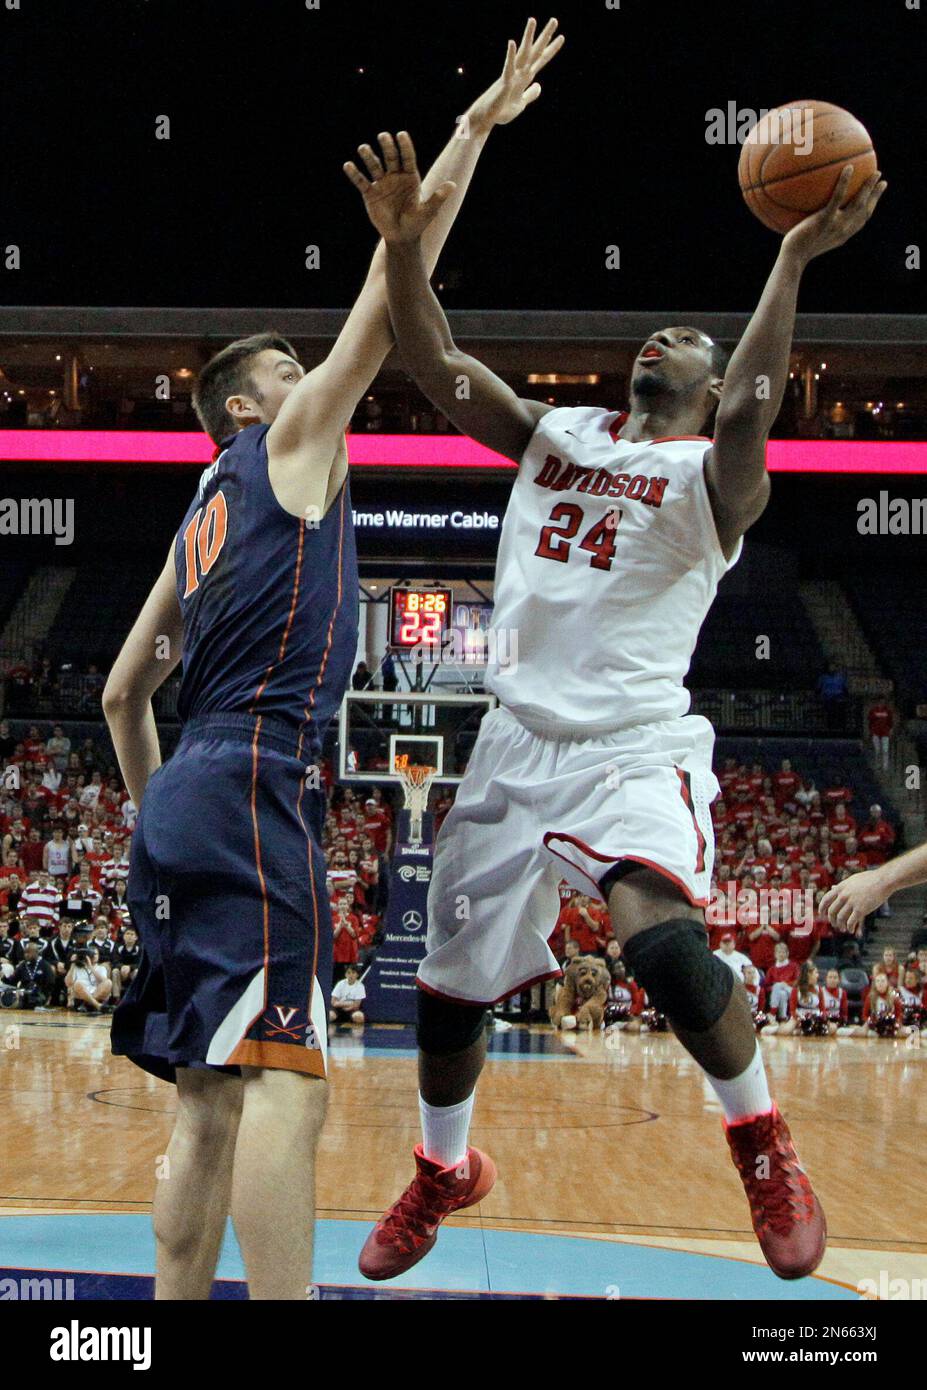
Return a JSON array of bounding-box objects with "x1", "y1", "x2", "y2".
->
[
  {"x1": 345, "y1": 131, "x2": 451, "y2": 244},
  {"x1": 783, "y1": 165, "x2": 887, "y2": 265},
  {"x1": 467, "y1": 17, "x2": 565, "y2": 132}
]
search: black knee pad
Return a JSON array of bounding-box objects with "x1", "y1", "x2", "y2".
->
[
  {"x1": 416, "y1": 991, "x2": 488, "y2": 1055},
  {"x1": 621, "y1": 918, "x2": 733, "y2": 1032}
]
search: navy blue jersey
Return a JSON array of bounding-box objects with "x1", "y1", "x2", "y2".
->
[{"x1": 174, "y1": 424, "x2": 358, "y2": 757}]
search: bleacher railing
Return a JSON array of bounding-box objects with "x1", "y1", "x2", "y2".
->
[{"x1": 690, "y1": 688, "x2": 854, "y2": 735}]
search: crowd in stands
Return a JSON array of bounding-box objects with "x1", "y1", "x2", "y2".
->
[
  {"x1": 3, "y1": 722, "x2": 921, "y2": 1043},
  {"x1": 0, "y1": 719, "x2": 399, "y2": 1025},
  {"x1": 499, "y1": 753, "x2": 923, "y2": 1041}
]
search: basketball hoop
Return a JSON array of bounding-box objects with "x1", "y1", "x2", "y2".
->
[{"x1": 397, "y1": 763, "x2": 436, "y2": 845}]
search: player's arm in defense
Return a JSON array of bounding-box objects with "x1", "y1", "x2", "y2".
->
[
  {"x1": 706, "y1": 165, "x2": 887, "y2": 558},
  {"x1": 347, "y1": 129, "x2": 552, "y2": 463},
  {"x1": 268, "y1": 18, "x2": 564, "y2": 512},
  {"x1": 820, "y1": 841, "x2": 927, "y2": 933},
  {"x1": 102, "y1": 547, "x2": 184, "y2": 808}
]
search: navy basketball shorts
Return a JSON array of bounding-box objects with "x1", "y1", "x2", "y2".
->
[{"x1": 111, "y1": 714, "x2": 332, "y2": 1084}]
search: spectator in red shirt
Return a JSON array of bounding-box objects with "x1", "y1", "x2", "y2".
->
[
  {"x1": 798, "y1": 848, "x2": 832, "y2": 892},
  {"x1": 362, "y1": 797, "x2": 392, "y2": 853},
  {"x1": 20, "y1": 869, "x2": 61, "y2": 936},
  {"x1": 868, "y1": 699, "x2": 894, "y2": 770},
  {"x1": 332, "y1": 901, "x2": 360, "y2": 981},
  {"x1": 804, "y1": 792, "x2": 826, "y2": 831},
  {"x1": 745, "y1": 907, "x2": 784, "y2": 974},
  {"x1": 823, "y1": 781, "x2": 854, "y2": 810},
  {"x1": 21, "y1": 827, "x2": 45, "y2": 876},
  {"x1": 828, "y1": 801, "x2": 856, "y2": 844},
  {"x1": 832, "y1": 835, "x2": 868, "y2": 874},
  {"x1": 857, "y1": 805, "x2": 895, "y2": 866},
  {"x1": 772, "y1": 759, "x2": 801, "y2": 808},
  {"x1": 786, "y1": 905, "x2": 820, "y2": 966},
  {"x1": 717, "y1": 759, "x2": 740, "y2": 794},
  {"x1": 562, "y1": 893, "x2": 609, "y2": 955}
]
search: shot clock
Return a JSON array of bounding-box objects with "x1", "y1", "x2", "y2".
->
[{"x1": 388, "y1": 586, "x2": 453, "y2": 652}]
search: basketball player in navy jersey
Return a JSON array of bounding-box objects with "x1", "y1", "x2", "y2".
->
[
  {"x1": 103, "y1": 19, "x2": 564, "y2": 1301},
  {"x1": 349, "y1": 135, "x2": 885, "y2": 1282}
]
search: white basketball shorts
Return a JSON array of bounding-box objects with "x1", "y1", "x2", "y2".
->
[{"x1": 417, "y1": 704, "x2": 719, "y2": 1006}]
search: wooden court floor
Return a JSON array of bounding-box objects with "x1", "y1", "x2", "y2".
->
[{"x1": 2, "y1": 1011, "x2": 925, "y2": 1298}]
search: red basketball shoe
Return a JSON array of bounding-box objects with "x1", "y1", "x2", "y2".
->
[
  {"x1": 724, "y1": 1104, "x2": 827, "y2": 1280},
  {"x1": 358, "y1": 1144, "x2": 496, "y2": 1281}
]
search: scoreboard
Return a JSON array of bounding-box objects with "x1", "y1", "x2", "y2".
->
[{"x1": 388, "y1": 586, "x2": 453, "y2": 652}]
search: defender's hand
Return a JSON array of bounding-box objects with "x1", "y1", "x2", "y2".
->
[
  {"x1": 819, "y1": 868, "x2": 888, "y2": 933},
  {"x1": 782, "y1": 166, "x2": 887, "y2": 265},
  {"x1": 344, "y1": 131, "x2": 454, "y2": 243},
  {"x1": 467, "y1": 17, "x2": 565, "y2": 132}
]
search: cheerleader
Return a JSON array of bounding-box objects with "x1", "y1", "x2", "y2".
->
[
  {"x1": 897, "y1": 967, "x2": 926, "y2": 1033},
  {"x1": 820, "y1": 966, "x2": 851, "y2": 1035},
  {"x1": 779, "y1": 962, "x2": 829, "y2": 1036},
  {"x1": 603, "y1": 959, "x2": 645, "y2": 1034},
  {"x1": 856, "y1": 971, "x2": 904, "y2": 1038},
  {"x1": 743, "y1": 964, "x2": 775, "y2": 1034}
]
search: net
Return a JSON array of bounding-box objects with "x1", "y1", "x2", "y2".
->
[{"x1": 397, "y1": 763, "x2": 437, "y2": 845}]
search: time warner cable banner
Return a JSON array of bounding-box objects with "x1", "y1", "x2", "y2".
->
[{"x1": 361, "y1": 811, "x2": 435, "y2": 1024}]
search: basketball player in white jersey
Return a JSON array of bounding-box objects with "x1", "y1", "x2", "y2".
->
[{"x1": 347, "y1": 133, "x2": 885, "y2": 1283}]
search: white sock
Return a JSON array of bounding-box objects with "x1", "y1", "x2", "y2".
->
[
  {"x1": 419, "y1": 1093, "x2": 475, "y2": 1168},
  {"x1": 706, "y1": 1044, "x2": 773, "y2": 1124}
]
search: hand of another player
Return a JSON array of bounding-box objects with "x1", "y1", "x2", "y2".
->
[
  {"x1": 782, "y1": 166, "x2": 887, "y2": 264},
  {"x1": 467, "y1": 17, "x2": 565, "y2": 132},
  {"x1": 819, "y1": 868, "x2": 888, "y2": 932},
  {"x1": 344, "y1": 132, "x2": 454, "y2": 243}
]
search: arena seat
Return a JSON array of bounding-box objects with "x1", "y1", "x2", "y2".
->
[
  {"x1": 0, "y1": 560, "x2": 34, "y2": 636},
  {"x1": 43, "y1": 563, "x2": 159, "y2": 670},
  {"x1": 840, "y1": 967, "x2": 870, "y2": 1022},
  {"x1": 842, "y1": 568, "x2": 927, "y2": 712},
  {"x1": 689, "y1": 593, "x2": 827, "y2": 691}
]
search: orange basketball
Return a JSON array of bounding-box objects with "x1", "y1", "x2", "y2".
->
[{"x1": 738, "y1": 100, "x2": 877, "y2": 234}]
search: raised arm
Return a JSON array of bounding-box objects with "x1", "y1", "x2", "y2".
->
[
  {"x1": 706, "y1": 166, "x2": 886, "y2": 556},
  {"x1": 348, "y1": 130, "x2": 552, "y2": 462},
  {"x1": 268, "y1": 18, "x2": 563, "y2": 507}
]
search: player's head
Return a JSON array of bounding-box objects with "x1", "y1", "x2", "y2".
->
[
  {"x1": 630, "y1": 327, "x2": 729, "y2": 425},
  {"x1": 193, "y1": 333, "x2": 303, "y2": 445}
]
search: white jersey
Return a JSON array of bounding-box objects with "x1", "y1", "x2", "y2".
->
[
  {"x1": 485, "y1": 407, "x2": 742, "y2": 736},
  {"x1": 46, "y1": 840, "x2": 71, "y2": 877}
]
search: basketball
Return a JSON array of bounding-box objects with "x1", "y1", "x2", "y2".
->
[{"x1": 738, "y1": 100, "x2": 877, "y2": 234}]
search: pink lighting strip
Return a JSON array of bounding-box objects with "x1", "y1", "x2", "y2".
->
[{"x1": 0, "y1": 430, "x2": 925, "y2": 473}]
